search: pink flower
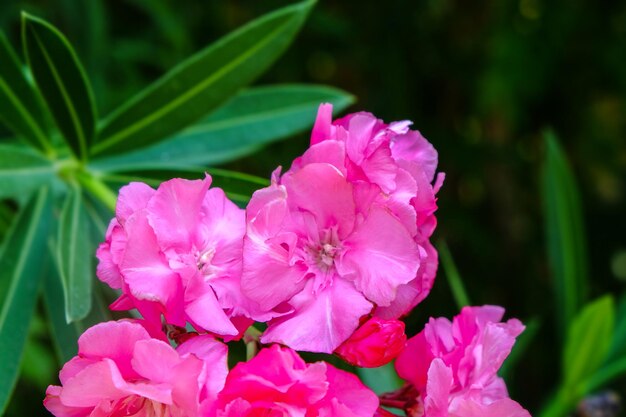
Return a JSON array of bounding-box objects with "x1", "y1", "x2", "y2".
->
[
  {"x1": 394, "y1": 306, "x2": 531, "y2": 417},
  {"x1": 292, "y1": 104, "x2": 444, "y2": 320},
  {"x1": 209, "y1": 344, "x2": 379, "y2": 417},
  {"x1": 241, "y1": 106, "x2": 443, "y2": 352},
  {"x1": 335, "y1": 317, "x2": 407, "y2": 368},
  {"x1": 96, "y1": 176, "x2": 255, "y2": 336},
  {"x1": 44, "y1": 320, "x2": 228, "y2": 417}
]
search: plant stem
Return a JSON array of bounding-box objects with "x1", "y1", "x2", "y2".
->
[
  {"x1": 436, "y1": 239, "x2": 470, "y2": 309},
  {"x1": 76, "y1": 172, "x2": 117, "y2": 212}
]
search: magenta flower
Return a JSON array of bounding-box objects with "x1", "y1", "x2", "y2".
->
[
  {"x1": 394, "y1": 306, "x2": 531, "y2": 417},
  {"x1": 241, "y1": 106, "x2": 442, "y2": 352},
  {"x1": 96, "y1": 176, "x2": 255, "y2": 336},
  {"x1": 335, "y1": 317, "x2": 407, "y2": 368},
  {"x1": 44, "y1": 320, "x2": 228, "y2": 417},
  {"x1": 210, "y1": 344, "x2": 379, "y2": 417}
]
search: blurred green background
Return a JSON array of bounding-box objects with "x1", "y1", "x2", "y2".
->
[{"x1": 1, "y1": 0, "x2": 625, "y2": 415}]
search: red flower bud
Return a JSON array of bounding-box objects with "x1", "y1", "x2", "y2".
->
[{"x1": 335, "y1": 317, "x2": 407, "y2": 367}]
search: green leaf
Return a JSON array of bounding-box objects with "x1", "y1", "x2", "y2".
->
[
  {"x1": 100, "y1": 167, "x2": 269, "y2": 206},
  {"x1": 91, "y1": 84, "x2": 353, "y2": 171},
  {"x1": 22, "y1": 13, "x2": 97, "y2": 161},
  {"x1": 0, "y1": 30, "x2": 51, "y2": 153},
  {"x1": 43, "y1": 256, "x2": 111, "y2": 364},
  {"x1": 563, "y1": 295, "x2": 614, "y2": 388},
  {"x1": 437, "y1": 239, "x2": 470, "y2": 309},
  {"x1": 542, "y1": 130, "x2": 588, "y2": 336},
  {"x1": 357, "y1": 363, "x2": 403, "y2": 396},
  {"x1": 0, "y1": 143, "x2": 54, "y2": 200},
  {"x1": 91, "y1": 1, "x2": 317, "y2": 157},
  {"x1": 0, "y1": 187, "x2": 52, "y2": 414},
  {"x1": 56, "y1": 186, "x2": 93, "y2": 322},
  {"x1": 606, "y1": 292, "x2": 626, "y2": 362}
]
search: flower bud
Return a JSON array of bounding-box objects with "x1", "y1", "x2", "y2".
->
[{"x1": 335, "y1": 317, "x2": 407, "y2": 367}]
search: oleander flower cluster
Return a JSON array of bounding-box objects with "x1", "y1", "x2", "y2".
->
[{"x1": 45, "y1": 105, "x2": 531, "y2": 417}]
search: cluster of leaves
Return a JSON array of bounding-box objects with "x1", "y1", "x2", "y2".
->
[{"x1": 0, "y1": 1, "x2": 354, "y2": 414}]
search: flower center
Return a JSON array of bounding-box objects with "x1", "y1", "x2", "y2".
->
[
  {"x1": 306, "y1": 227, "x2": 342, "y2": 273},
  {"x1": 196, "y1": 246, "x2": 216, "y2": 275}
]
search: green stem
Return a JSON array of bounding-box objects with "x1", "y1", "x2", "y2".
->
[
  {"x1": 243, "y1": 326, "x2": 262, "y2": 361},
  {"x1": 436, "y1": 239, "x2": 470, "y2": 309},
  {"x1": 76, "y1": 172, "x2": 116, "y2": 212}
]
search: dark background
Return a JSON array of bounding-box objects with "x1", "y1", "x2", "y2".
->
[{"x1": 1, "y1": 0, "x2": 625, "y2": 415}]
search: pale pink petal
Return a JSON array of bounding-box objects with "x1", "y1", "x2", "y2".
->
[
  {"x1": 116, "y1": 182, "x2": 155, "y2": 225},
  {"x1": 423, "y1": 359, "x2": 454, "y2": 417},
  {"x1": 95, "y1": 220, "x2": 124, "y2": 289},
  {"x1": 261, "y1": 279, "x2": 372, "y2": 353},
  {"x1": 338, "y1": 205, "x2": 420, "y2": 306},
  {"x1": 450, "y1": 397, "x2": 531, "y2": 417}
]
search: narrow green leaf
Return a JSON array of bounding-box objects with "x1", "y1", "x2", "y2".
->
[
  {"x1": 0, "y1": 187, "x2": 52, "y2": 414},
  {"x1": 563, "y1": 295, "x2": 614, "y2": 388},
  {"x1": 22, "y1": 13, "x2": 97, "y2": 161},
  {"x1": 357, "y1": 363, "x2": 403, "y2": 395},
  {"x1": 43, "y1": 252, "x2": 111, "y2": 364},
  {"x1": 0, "y1": 143, "x2": 54, "y2": 200},
  {"x1": 91, "y1": 84, "x2": 353, "y2": 170},
  {"x1": 92, "y1": 1, "x2": 317, "y2": 157},
  {"x1": 437, "y1": 239, "x2": 470, "y2": 309},
  {"x1": 0, "y1": 30, "x2": 51, "y2": 153},
  {"x1": 542, "y1": 130, "x2": 588, "y2": 336},
  {"x1": 56, "y1": 187, "x2": 93, "y2": 322}
]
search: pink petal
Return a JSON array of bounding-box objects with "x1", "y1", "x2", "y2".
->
[
  {"x1": 131, "y1": 339, "x2": 181, "y2": 383},
  {"x1": 241, "y1": 232, "x2": 307, "y2": 312},
  {"x1": 177, "y1": 335, "x2": 229, "y2": 402},
  {"x1": 261, "y1": 279, "x2": 372, "y2": 353},
  {"x1": 184, "y1": 279, "x2": 238, "y2": 335},
  {"x1": 59, "y1": 359, "x2": 128, "y2": 408},
  {"x1": 116, "y1": 182, "x2": 155, "y2": 225},
  {"x1": 374, "y1": 240, "x2": 438, "y2": 319},
  {"x1": 147, "y1": 176, "x2": 210, "y2": 250},
  {"x1": 338, "y1": 205, "x2": 420, "y2": 306},
  {"x1": 281, "y1": 163, "x2": 356, "y2": 238},
  {"x1": 391, "y1": 130, "x2": 438, "y2": 182},
  {"x1": 311, "y1": 103, "x2": 334, "y2": 145},
  {"x1": 291, "y1": 140, "x2": 347, "y2": 176},
  {"x1": 424, "y1": 359, "x2": 454, "y2": 417},
  {"x1": 77, "y1": 321, "x2": 149, "y2": 379},
  {"x1": 322, "y1": 365, "x2": 379, "y2": 416},
  {"x1": 120, "y1": 210, "x2": 184, "y2": 318}
]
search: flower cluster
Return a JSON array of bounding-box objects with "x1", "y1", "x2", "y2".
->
[{"x1": 45, "y1": 105, "x2": 531, "y2": 417}]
